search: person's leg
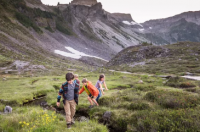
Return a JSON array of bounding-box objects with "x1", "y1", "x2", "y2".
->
[
  {"x1": 92, "y1": 96, "x2": 99, "y2": 106},
  {"x1": 69, "y1": 100, "x2": 76, "y2": 124},
  {"x1": 64, "y1": 100, "x2": 72, "y2": 124},
  {"x1": 96, "y1": 89, "x2": 102, "y2": 102},
  {"x1": 87, "y1": 96, "x2": 93, "y2": 105}
]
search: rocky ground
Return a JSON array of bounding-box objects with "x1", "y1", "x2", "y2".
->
[{"x1": 107, "y1": 42, "x2": 200, "y2": 75}]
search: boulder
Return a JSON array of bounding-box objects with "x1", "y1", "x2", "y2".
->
[
  {"x1": 78, "y1": 116, "x2": 89, "y2": 122},
  {"x1": 138, "y1": 80, "x2": 144, "y2": 84},
  {"x1": 103, "y1": 111, "x2": 112, "y2": 121},
  {"x1": 185, "y1": 72, "x2": 194, "y2": 76},
  {"x1": 4, "y1": 106, "x2": 12, "y2": 114}
]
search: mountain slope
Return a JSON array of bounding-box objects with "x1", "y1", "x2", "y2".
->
[
  {"x1": 107, "y1": 42, "x2": 200, "y2": 75},
  {"x1": 0, "y1": 0, "x2": 148, "y2": 68},
  {"x1": 133, "y1": 11, "x2": 200, "y2": 44}
]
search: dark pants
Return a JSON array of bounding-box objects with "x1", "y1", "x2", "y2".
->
[{"x1": 96, "y1": 88, "x2": 102, "y2": 102}]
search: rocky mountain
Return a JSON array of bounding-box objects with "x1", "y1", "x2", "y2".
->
[
  {"x1": 0, "y1": 0, "x2": 148, "y2": 69},
  {"x1": 107, "y1": 42, "x2": 200, "y2": 75},
  {"x1": 132, "y1": 11, "x2": 200, "y2": 45},
  {"x1": 71, "y1": 0, "x2": 97, "y2": 6}
]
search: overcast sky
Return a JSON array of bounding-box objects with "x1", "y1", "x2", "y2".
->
[{"x1": 41, "y1": 0, "x2": 200, "y2": 23}]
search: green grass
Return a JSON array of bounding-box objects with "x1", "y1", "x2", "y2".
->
[
  {"x1": 1, "y1": 71, "x2": 200, "y2": 131},
  {"x1": 0, "y1": 106, "x2": 108, "y2": 132}
]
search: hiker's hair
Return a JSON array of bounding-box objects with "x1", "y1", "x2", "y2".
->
[
  {"x1": 66, "y1": 73, "x2": 74, "y2": 81},
  {"x1": 74, "y1": 74, "x2": 79, "y2": 78},
  {"x1": 82, "y1": 78, "x2": 87, "y2": 83},
  {"x1": 99, "y1": 74, "x2": 105, "y2": 81}
]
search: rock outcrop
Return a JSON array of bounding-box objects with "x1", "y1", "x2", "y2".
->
[
  {"x1": 111, "y1": 13, "x2": 133, "y2": 22},
  {"x1": 71, "y1": 0, "x2": 97, "y2": 6},
  {"x1": 136, "y1": 11, "x2": 200, "y2": 45}
]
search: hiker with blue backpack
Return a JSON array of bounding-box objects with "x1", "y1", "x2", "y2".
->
[
  {"x1": 95, "y1": 74, "x2": 109, "y2": 102},
  {"x1": 56, "y1": 73, "x2": 80, "y2": 129}
]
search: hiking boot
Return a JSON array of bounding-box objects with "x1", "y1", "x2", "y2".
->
[
  {"x1": 67, "y1": 123, "x2": 71, "y2": 129},
  {"x1": 71, "y1": 119, "x2": 75, "y2": 125},
  {"x1": 88, "y1": 105, "x2": 94, "y2": 109}
]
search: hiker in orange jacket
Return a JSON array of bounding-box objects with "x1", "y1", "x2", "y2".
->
[{"x1": 79, "y1": 78, "x2": 99, "y2": 108}]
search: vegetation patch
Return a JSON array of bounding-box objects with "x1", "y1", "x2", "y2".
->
[
  {"x1": 56, "y1": 20, "x2": 72, "y2": 35},
  {"x1": 15, "y1": 12, "x2": 43, "y2": 34},
  {"x1": 165, "y1": 77, "x2": 196, "y2": 88},
  {"x1": 145, "y1": 90, "x2": 200, "y2": 109},
  {"x1": 135, "y1": 84, "x2": 156, "y2": 91},
  {"x1": 130, "y1": 108, "x2": 200, "y2": 132}
]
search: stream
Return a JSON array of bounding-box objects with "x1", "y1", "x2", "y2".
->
[{"x1": 109, "y1": 70, "x2": 200, "y2": 81}]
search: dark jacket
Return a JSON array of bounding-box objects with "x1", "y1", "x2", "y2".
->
[{"x1": 57, "y1": 79, "x2": 80, "y2": 104}]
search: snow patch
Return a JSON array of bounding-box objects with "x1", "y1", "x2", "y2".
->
[
  {"x1": 122, "y1": 21, "x2": 143, "y2": 27},
  {"x1": 55, "y1": 47, "x2": 108, "y2": 62},
  {"x1": 139, "y1": 28, "x2": 145, "y2": 32},
  {"x1": 122, "y1": 21, "x2": 132, "y2": 25},
  {"x1": 182, "y1": 76, "x2": 200, "y2": 81}
]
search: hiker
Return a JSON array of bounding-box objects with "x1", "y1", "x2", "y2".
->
[
  {"x1": 57, "y1": 73, "x2": 80, "y2": 129},
  {"x1": 95, "y1": 74, "x2": 109, "y2": 102},
  {"x1": 79, "y1": 78, "x2": 99, "y2": 108},
  {"x1": 74, "y1": 74, "x2": 80, "y2": 104}
]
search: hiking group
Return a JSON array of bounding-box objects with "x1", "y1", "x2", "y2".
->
[{"x1": 56, "y1": 72, "x2": 108, "y2": 129}]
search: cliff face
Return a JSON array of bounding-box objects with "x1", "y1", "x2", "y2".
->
[
  {"x1": 71, "y1": 0, "x2": 97, "y2": 6},
  {"x1": 0, "y1": 0, "x2": 148, "y2": 67},
  {"x1": 132, "y1": 11, "x2": 200, "y2": 45},
  {"x1": 111, "y1": 13, "x2": 133, "y2": 22}
]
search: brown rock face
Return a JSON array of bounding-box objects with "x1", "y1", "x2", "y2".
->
[{"x1": 71, "y1": 0, "x2": 97, "y2": 6}]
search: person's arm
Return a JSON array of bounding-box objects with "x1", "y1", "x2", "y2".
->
[
  {"x1": 103, "y1": 81, "x2": 108, "y2": 90},
  {"x1": 90, "y1": 83, "x2": 101, "y2": 96},
  {"x1": 99, "y1": 83, "x2": 105, "y2": 95},
  {"x1": 79, "y1": 87, "x2": 85, "y2": 94},
  {"x1": 57, "y1": 85, "x2": 64, "y2": 107}
]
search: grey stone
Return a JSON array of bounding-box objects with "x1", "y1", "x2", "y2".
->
[
  {"x1": 4, "y1": 106, "x2": 12, "y2": 114},
  {"x1": 138, "y1": 80, "x2": 144, "y2": 84},
  {"x1": 103, "y1": 111, "x2": 112, "y2": 121},
  {"x1": 78, "y1": 116, "x2": 89, "y2": 122},
  {"x1": 185, "y1": 72, "x2": 194, "y2": 76}
]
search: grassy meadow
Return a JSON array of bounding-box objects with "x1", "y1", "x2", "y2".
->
[{"x1": 0, "y1": 71, "x2": 200, "y2": 132}]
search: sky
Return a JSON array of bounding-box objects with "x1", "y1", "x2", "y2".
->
[{"x1": 41, "y1": 0, "x2": 200, "y2": 23}]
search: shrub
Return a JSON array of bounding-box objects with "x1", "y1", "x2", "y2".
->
[
  {"x1": 15, "y1": 12, "x2": 43, "y2": 34},
  {"x1": 135, "y1": 84, "x2": 156, "y2": 91},
  {"x1": 53, "y1": 85, "x2": 60, "y2": 90},
  {"x1": 145, "y1": 90, "x2": 200, "y2": 109},
  {"x1": 98, "y1": 96, "x2": 116, "y2": 106},
  {"x1": 130, "y1": 108, "x2": 200, "y2": 132},
  {"x1": 45, "y1": 24, "x2": 54, "y2": 33},
  {"x1": 179, "y1": 82, "x2": 196, "y2": 88},
  {"x1": 165, "y1": 77, "x2": 196, "y2": 88},
  {"x1": 128, "y1": 102, "x2": 150, "y2": 111},
  {"x1": 56, "y1": 20, "x2": 72, "y2": 35}
]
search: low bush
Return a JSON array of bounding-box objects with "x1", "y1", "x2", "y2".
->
[
  {"x1": 15, "y1": 12, "x2": 43, "y2": 34},
  {"x1": 128, "y1": 102, "x2": 150, "y2": 111},
  {"x1": 165, "y1": 77, "x2": 196, "y2": 88},
  {"x1": 145, "y1": 90, "x2": 200, "y2": 109},
  {"x1": 53, "y1": 85, "x2": 60, "y2": 90},
  {"x1": 56, "y1": 20, "x2": 72, "y2": 35},
  {"x1": 135, "y1": 84, "x2": 156, "y2": 91},
  {"x1": 130, "y1": 108, "x2": 200, "y2": 132},
  {"x1": 98, "y1": 96, "x2": 116, "y2": 106}
]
